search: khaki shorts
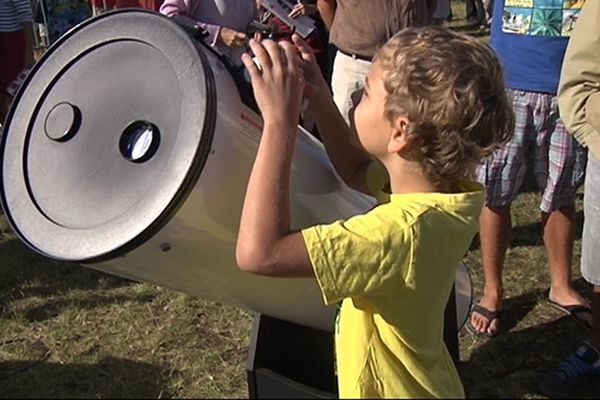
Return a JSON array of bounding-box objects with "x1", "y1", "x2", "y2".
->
[{"x1": 331, "y1": 50, "x2": 372, "y2": 125}]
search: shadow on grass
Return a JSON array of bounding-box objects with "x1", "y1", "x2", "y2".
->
[
  {"x1": 468, "y1": 283, "x2": 586, "y2": 334},
  {"x1": 0, "y1": 238, "x2": 134, "y2": 320},
  {"x1": 460, "y1": 316, "x2": 593, "y2": 398},
  {"x1": 0, "y1": 238, "x2": 132, "y2": 292},
  {"x1": 460, "y1": 276, "x2": 596, "y2": 398},
  {"x1": 497, "y1": 287, "x2": 544, "y2": 333},
  {"x1": 0, "y1": 357, "x2": 172, "y2": 398}
]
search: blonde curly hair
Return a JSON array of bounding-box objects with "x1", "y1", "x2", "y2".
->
[{"x1": 374, "y1": 26, "x2": 514, "y2": 188}]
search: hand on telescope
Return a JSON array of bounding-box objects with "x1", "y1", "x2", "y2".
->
[
  {"x1": 219, "y1": 27, "x2": 248, "y2": 48},
  {"x1": 291, "y1": 34, "x2": 329, "y2": 100},
  {"x1": 291, "y1": 34, "x2": 374, "y2": 194},
  {"x1": 242, "y1": 39, "x2": 305, "y2": 130}
]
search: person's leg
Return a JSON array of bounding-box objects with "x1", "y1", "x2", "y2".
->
[
  {"x1": 464, "y1": 0, "x2": 476, "y2": 19},
  {"x1": 474, "y1": 0, "x2": 485, "y2": 23},
  {"x1": 447, "y1": 1, "x2": 453, "y2": 21},
  {"x1": 536, "y1": 95, "x2": 588, "y2": 308},
  {"x1": 543, "y1": 206, "x2": 587, "y2": 307},
  {"x1": 482, "y1": 0, "x2": 494, "y2": 25},
  {"x1": 470, "y1": 89, "x2": 528, "y2": 336},
  {"x1": 471, "y1": 205, "x2": 511, "y2": 335},
  {"x1": 464, "y1": 0, "x2": 485, "y2": 25},
  {"x1": 431, "y1": 0, "x2": 451, "y2": 25}
]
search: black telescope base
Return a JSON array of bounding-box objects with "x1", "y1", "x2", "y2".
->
[
  {"x1": 247, "y1": 287, "x2": 459, "y2": 399},
  {"x1": 246, "y1": 313, "x2": 337, "y2": 398}
]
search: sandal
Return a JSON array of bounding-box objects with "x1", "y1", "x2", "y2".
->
[
  {"x1": 548, "y1": 299, "x2": 593, "y2": 331},
  {"x1": 467, "y1": 301, "x2": 503, "y2": 337}
]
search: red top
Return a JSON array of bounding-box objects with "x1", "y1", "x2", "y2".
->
[{"x1": 266, "y1": 15, "x2": 325, "y2": 54}]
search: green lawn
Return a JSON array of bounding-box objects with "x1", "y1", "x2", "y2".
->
[
  {"x1": 1, "y1": 2, "x2": 596, "y2": 398},
  {"x1": 1, "y1": 189, "x2": 593, "y2": 398}
]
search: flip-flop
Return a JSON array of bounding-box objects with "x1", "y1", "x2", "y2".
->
[
  {"x1": 548, "y1": 299, "x2": 593, "y2": 330},
  {"x1": 467, "y1": 301, "x2": 503, "y2": 337}
]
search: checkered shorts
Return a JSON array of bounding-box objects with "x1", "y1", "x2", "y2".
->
[{"x1": 476, "y1": 89, "x2": 587, "y2": 213}]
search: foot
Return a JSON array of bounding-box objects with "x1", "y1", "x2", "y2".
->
[
  {"x1": 548, "y1": 289, "x2": 593, "y2": 330},
  {"x1": 549, "y1": 288, "x2": 589, "y2": 309},
  {"x1": 469, "y1": 296, "x2": 503, "y2": 336}
]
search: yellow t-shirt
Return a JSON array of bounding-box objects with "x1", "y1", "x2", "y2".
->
[{"x1": 301, "y1": 173, "x2": 483, "y2": 399}]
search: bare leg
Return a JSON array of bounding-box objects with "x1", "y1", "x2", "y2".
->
[
  {"x1": 470, "y1": 204, "x2": 511, "y2": 335},
  {"x1": 543, "y1": 206, "x2": 588, "y2": 306}
]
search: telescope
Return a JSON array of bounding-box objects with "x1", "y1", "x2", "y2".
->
[{"x1": 0, "y1": 10, "x2": 473, "y2": 398}]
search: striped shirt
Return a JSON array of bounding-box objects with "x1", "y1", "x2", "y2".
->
[{"x1": 0, "y1": 0, "x2": 33, "y2": 32}]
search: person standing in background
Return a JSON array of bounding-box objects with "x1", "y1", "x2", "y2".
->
[
  {"x1": 317, "y1": 0, "x2": 437, "y2": 124},
  {"x1": 159, "y1": 0, "x2": 257, "y2": 63},
  {"x1": 37, "y1": 0, "x2": 91, "y2": 44},
  {"x1": 464, "y1": 0, "x2": 488, "y2": 25},
  {"x1": 482, "y1": 0, "x2": 493, "y2": 27},
  {"x1": 446, "y1": 0, "x2": 492, "y2": 28},
  {"x1": 0, "y1": 0, "x2": 34, "y2": 123},
  {"x1": 539, "y1": 0, "x2": 600, "y2": 396},
  {"x1": 257, "y1": 0, "x2": 330, "y2": 81},
  {"x1": 469, "y1": 0, "x2": 589, "y2": 337},
  {"x1": 256, "y1": 0, "x2": 330, "y2": 137}
]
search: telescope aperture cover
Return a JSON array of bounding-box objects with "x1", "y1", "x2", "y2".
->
[{"x1": 1, "y1": 10, "x2": 216, "y2": 262}]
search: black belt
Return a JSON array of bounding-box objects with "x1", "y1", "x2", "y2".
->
[{"x1": 337, "y1": 49, "x2": 373, "y2": 62}]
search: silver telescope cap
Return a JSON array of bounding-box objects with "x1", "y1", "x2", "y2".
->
[{"x1": 0, "y1": 10, "x2": 216, "y2": 262}]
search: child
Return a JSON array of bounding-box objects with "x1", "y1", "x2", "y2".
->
[{"x1": 236, "y1": 26, "x2": 514, "y2": 398}]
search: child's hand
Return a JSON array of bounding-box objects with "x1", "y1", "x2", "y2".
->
[
  {"x1": 291, "y1": 34, "x2": 329, "y2": 100},
  {"x1": 242, "y1": 39, "x2": 305, "y2": 130}
]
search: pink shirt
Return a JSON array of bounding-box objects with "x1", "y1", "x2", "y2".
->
[{"x1": 160, "y1": 0, "x2": 256, "y2": 59}]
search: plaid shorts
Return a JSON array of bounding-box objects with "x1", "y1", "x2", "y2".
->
[{"x1": 476, "y1": 89, "x2": 587, "y2": 213}]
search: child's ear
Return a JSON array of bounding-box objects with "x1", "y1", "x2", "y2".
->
[{"x1": 387, "y1": 116, "x2": 411, "y2": 153}]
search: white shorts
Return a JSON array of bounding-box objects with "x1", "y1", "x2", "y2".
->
[{"x1": 582, "y1": 153, "x2": 600, "y2": 285}]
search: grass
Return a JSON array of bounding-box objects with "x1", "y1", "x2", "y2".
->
[
  {"x1": 0, "y1": 220, "x2": 252, "y2": 398},
  {"x1": 1, "y1": 2, "x2": 596, "y2": 398},
  {"x1": 1, "y1": 190, "x2": 593, "y2": 399},
  {"x1": 459, "y1": 190, "x2": 594, "y2": 399}
]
